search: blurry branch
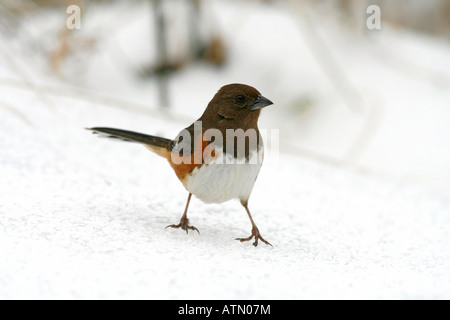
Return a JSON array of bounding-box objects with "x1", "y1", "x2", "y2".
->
[
  {"x1": 289, "y1": 0, "x2": 382, "y2": 164},
  {"x1": 344, "y1": 99, "x2": 383, "y2": 162},
  {"x1": 50, "y1": 1, "x2": 148, "y2": 79},
  {"x1": 382, "y1": 0, "x2": 450, "y2": 39},
  {"x1": 49, "y1": 0, "x2": 94, "y2": 77},
  {"x1": 142, "y1": 0, "x2": 226, "y2": 108},
  {"x1": 187, "y1": 0, "x2": 203, "y2": 61},
  {"x1": 289, "y1": 0, "x2": 449, "y2": 168},
  {"x1": 279, "y1": 139, "x2": 444, "y2": 192},
  {"x1": 0, "y1": 0, "x2": 41, "y2": 19},
  {"x1": 0, "y1": 100, "x2": 34, "y2": 127},
  {"x1": 187, "y1": 0, "x2": 226, "y2": 65},
  {"x1": 337, "y1": 0, "x2": 366, "y2": 35},
  {"x1": 0, "y1": 77, "x2": 193, "y2": 124},
  {"x1": 50, "y1": 26, "x2": 97, "y2": 78},
  {"x1": 0, "y1": 39, "x2": 55, "y2": 112},
  {"x1": 0, "y1": 0, "x2": 47, "y2": 54},
  {"x1": 289, "y1": 0, "x2": 364, "y2": 114},
  {"x1": 1, "y1": 0, "x2": 90, "y2": 79},
  {"x1": 371, "y1": 36, "x2": 450, "y2": 89},
  {"x1": 152, "y1": 0, "x2": 170, "y2": 108},
  {"x1": 50, "y1": 26, "x2": 71, "y2": 77}
]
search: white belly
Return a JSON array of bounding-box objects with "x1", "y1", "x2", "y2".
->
[{"x1": 184, "y1": 148, "x2": 263, "y2": 204}]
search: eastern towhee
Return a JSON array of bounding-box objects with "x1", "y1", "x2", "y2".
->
[{"x1": 88, "y1": 83, "x2": 274, "y2": 246}]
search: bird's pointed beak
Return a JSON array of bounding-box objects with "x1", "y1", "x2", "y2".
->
[{"x1": 250, "y1": 95, "x2": 273, "y2": 111}]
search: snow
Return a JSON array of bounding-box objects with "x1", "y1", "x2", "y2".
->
[{"x1": 1, "y1": 0, "x2": 449, "y2": 299}]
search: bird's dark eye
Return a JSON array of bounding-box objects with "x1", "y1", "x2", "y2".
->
[{"x1": 235, "y1": 94, "x2": 246, "y2": 104}]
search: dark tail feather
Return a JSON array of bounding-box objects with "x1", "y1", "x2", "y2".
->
[{"x1": 87, "y1": 127, "x2": 172, "y2": 150}]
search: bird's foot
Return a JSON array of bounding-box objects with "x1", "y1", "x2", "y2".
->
[
  {"x1": 165, "y1": 217, "x2": 199, "y2": 234},
  {"x1": 236, "y1": 227, "x2": 272, "y2": 247}
]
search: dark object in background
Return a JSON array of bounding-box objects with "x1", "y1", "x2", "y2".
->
[{"x1": 142, "y1": 0, "x2": 226, "y2": 108}]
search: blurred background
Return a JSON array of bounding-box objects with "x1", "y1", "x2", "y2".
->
[{"x1": 1, "y1": 0, "x2": 449, "y2": 196}]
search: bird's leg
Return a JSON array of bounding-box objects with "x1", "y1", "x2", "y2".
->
[
  {"x1": 165, "y1": 193, "x2": 199, "y2": 234},
  {"x1": 235, "y1": 201, "x2": 272, "y2": 247}
]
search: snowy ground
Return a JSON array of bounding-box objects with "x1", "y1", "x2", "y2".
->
[
  {"x1": 1, "y1": 0, "x2": 450, "y2": 299},
  {"x1": 1, "y1": 90, "x2": 449, "y2": 299}
]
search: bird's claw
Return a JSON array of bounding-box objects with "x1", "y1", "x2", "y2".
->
[
  {"x1": 165, "y1": 217, "x2": 199, "y2": 234},
  {"x1": 235, "y1": 227, "x2": 272, "y2": 247}
]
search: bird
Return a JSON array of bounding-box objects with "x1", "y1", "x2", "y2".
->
[{"x1": 87, "y1": 83, "x2": 274, "y2": 246}]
